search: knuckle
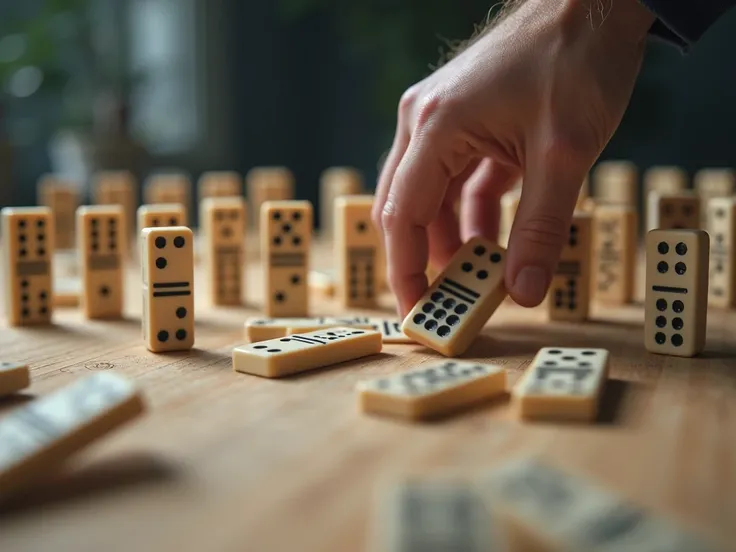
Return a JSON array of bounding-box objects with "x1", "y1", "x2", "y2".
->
[
  {"x1": 398, "y1": 86, "x2": 419, "y2": 118},
  {"x1": 380, "y1": 198, "x2": 400, "y2": 233},
  {"x1": 514, "y1": 214, "x2": 570, "y2": 249},
  {"x1": 413, "y1": 94, "x2": 454, "y2": 133}
]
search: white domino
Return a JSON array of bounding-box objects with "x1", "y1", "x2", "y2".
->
[
  {"x1": 244, "y1": 316, "x2": 415, "y2": 344},
  {"x1": 357, "y1": 361, "x2": 506, "y2": 420},
  {"x1": 232, "y1": 327, "x2": 382, "y2": 378}
]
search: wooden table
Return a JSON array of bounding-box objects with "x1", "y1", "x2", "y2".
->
[{"x1": 1, "y1": 238, "x2": 735, "y2": 551}]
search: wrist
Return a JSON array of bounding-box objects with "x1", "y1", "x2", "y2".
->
[{"x1": 562, "y1": 0, "x2": 656, "y2": 46}]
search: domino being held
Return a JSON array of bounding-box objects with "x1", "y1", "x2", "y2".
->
[
  {"x1": 141, "y1": 226, "x2": 195, "y2": 353},
  {"x1": 645, "y1": 229, "x2": 709, "y2": 357},
  {"x1": 1, "y1": 207, "x2": 54, "y2": 326},
  {"x1": 233, "y1": 327, "x2": 381, "y2": 378},
  {"x1": 402, "y1": 237, "x2": 507, "y2": 357},
  {"x1": 358, "y1": 361, "x2": 506, "y2": 420}
]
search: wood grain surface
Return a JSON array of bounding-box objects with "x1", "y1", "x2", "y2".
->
[{"x1": 0, "y1": 237, "x2": 735, "y2": 552}]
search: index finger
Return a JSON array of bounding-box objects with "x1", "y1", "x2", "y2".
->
[{"x1": 381, "y1": 131, "x2": 453, "y2": 317}]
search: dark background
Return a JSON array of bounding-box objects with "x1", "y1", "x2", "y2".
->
[{"x1": 1, "y1": 0, "x2": 735, "y2": 227}]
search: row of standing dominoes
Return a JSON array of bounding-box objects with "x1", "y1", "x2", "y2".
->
[
  {"x1": 372, "y1": 458, "x2": 715, "y2": 551},
  {"x1": 36, "y1": 166, "x2": 364, "y2": 249}
]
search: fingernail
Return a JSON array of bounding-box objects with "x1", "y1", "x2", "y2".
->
[{"x1": 512, "y1": 266, "x2": 549, "y2": 306}]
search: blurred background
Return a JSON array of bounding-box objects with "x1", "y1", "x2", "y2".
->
[{"x1": 0, "y1": 0, "x2": 734, "y2": 227}]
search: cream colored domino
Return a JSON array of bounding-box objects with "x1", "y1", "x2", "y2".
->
[
  {"x1": 499, "y1": 188, "x2": 521, "y2": 247},
  {"x1": 358, "y1": 361, "x2": 505, "y2": 420},
  {"x1": 137, "y1": 203, "x2": 186, "y2": 236},
  {"x1": 233, "y1": 327, "x2": 381, "y2": 378},
  {"x1": 478, "y1": 458, "x2": 714, "y2": 552},
  {"x1": 245, "y1": 317, "x2": 413, "y2": 344},
  {"x1": 644, "y1": 166, "x2": 687, "y2": 196},
  {"x1": 645, "y1": 230, "x2": 709, "y2": 357},
  {"x1": 247, "y1": 167, "x2": 295, "y2": 229},
  {"x1": 695, "y1": 168, "x2": 734, "y2": 225},
  {"x1": 591, "y1": 205, "x2": 637, "y2": 305},
  {"x1": 77, "y1": 205, "x2": 125, "y2": 319},
  {"x1": 38, "y1": 175, "x2": 79, "y2": 249},
  {"x1": 261, "y1": 200, "x2": 312, "y2": 316},
  {"x1": 707, "y1": 197, "x2": 736, "y2": 308},
  {"x1": 592, "y1": 160, "x2": 637, "y2": 206},
  {"x1": 646, "y1": 191, "x2": 700, "y2": 232},
  {"x1": 308, "y1": 269, "x2": 336, "y2": 297},
  {"x1": 1, "y1": 207, "x2": 54, "y2": 326},
  {"x1": 143, "y1": 173, "x2": 191, "y2": 224},
  {"x1": 0, "y1": 372, "x2": 145, "y2": 498},
  {"x1": 200, "y1": 197, "x2": 246, "y2": 306},
  {"x1": 548, "y1": 213, "x2": 592, "y2": 322},
  {"x1": 141, "y1": 226, "x2": 195, "y2": 352},
  {"x1": 198, "y1": 171, "x2": 242, "y2": 202},
  {"x1": 513, "y1": 347, "x2": 609, "y2": 422},
  {"x1": 0, "y1": 362, "x2": 30, "y2": 397},
  {"x1": 319, "y1": 167, "x2": 363, "y2": 237},
  {"x1": 92, "y1": 170, "x2": 137, "y2": 242},
  {"x1": 53, "y1": 276, "x2": 81, "y2": 308},
  {"x1": 335, "y1": 195, "x2": 380, "y2": 308},
  {"x1": 402, "y1": 237, "x2": 507, "y2": 357},
  {"x1": 374, "y1": 479, "x2": 499, "y2": 552}
]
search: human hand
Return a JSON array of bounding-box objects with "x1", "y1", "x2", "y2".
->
[{"x1": 372, "y1": 0, "x2": 655, "y2": 317}]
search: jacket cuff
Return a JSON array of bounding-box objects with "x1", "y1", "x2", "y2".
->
[{"x1": 640, "y1": 0, "x2": 735, "y2": 50}]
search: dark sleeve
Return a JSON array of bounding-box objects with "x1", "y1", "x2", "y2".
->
[{"x1": 639, "y1": 0, "x2": 736, "y2": 50}]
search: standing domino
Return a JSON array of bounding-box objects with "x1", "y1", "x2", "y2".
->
[
  {"x1": 143, "y1": 173, "x2": 191, "y2": 224},
  {"x1": 319, "y1": 167, "x2": 363, "y2": 238},
  {"x1": 247, "y1": 167, "x2": 294, "y2": 230},
  {"x1": 92, "y1": 170, "x2": 137, "y2": 245},
  {"x1": 141, "y1": 226, "x2": 195, "y2": 352},
  {"x1": 592, "y1": 205, "x2": 637, "y2": 305},
  {"x1": 374, "y1": 480, "x2": 499, "y2": 552},
  {"x1": 261, "y1": 200, "x2": 312, "y2": 317},
  {"x1": 402, "y1": 237, "x2": 507, "y2": 357},
  {"x1": 592, "y1": 160, "x2": 637, "y2": 206},
  {"x1": 512, "y1": 347, "x2": 609, "y2": 422},
  {"x1": 548, "y1": 213, "x2": 592, "y2": 322},
  {"x1": 0, "y1": 362, "x2": 30, "y2": 397},
  {"x1": 137, "y1": 203, "x2": 186, "y2": 236},
  {"x1": 232, "y1": 327, "x2": 381, "y2": 378},
  {"x1": 335, "y1": 195, "x2": 380, "y2": 308},
  {"x1": 358, "y1": 361, "x2": 506, "y2": 420},
  {"x1": 707, "y1": 197, "x2": 736, "y2": 308},
  {"x1": 198, "y1": 171, "x2": 242, "y2": 202},
  {"x1": 77, "y1": 206, "x2": 125, "y2": 319},
  {"x1": 200, "y1": 197, "x2": 246, "y2": 305},
  {"x1": 647, "y1": 191, "x2": 700, "y2": 231},
  {"x1": 645, "y1": 229, "x2": 709, "y2": 357},
  {"x1": 1, "y1": 207, "x2": 54, "y2": 326},
  {"x1": 38, "y1": 175, "x2": 79, "y2": 249},
  {"x1": 695, "y1": 168, "x2": 734, "y2": 225},
  {"x1": 0, "y1": 372, "x2": 145, "y2": 498}
]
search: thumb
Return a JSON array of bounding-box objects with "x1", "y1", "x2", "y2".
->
[{"x1": 505, "y1": 143, "x2": 589, "y2": 307}]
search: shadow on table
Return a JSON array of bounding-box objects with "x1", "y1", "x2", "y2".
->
[
  {"x1": 0, "y1": 452, "x2": 180, "y2": 518},
  {"x1": 0, "y1": 393, "x2": 35, "y2": 415}
]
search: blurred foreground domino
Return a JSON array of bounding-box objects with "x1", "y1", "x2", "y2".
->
[
  {"x1": 0, "y1": 372, "x2": 145, "y2": 497},
  {"x1": 402, "y1": 237, "x2": 507, "y2": 356},
  {"x1": 233, "y1": 327, "x2": 381, "y2": 378},
  {"x1": 513, "y1": 347, "x2": 609, "y2": 422},
  {"x1": 373, "y1": 479, "x2": 500, "y2": 552},
  {"x1": 357, "y1": 361, "x2": 505, "y2": 420},
  {"x1": 0, "y1": 362, "x2": 30, "y2": 397},
  {"x1": 478, "y1": 458, "x2": 715, "y2": 551}
]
